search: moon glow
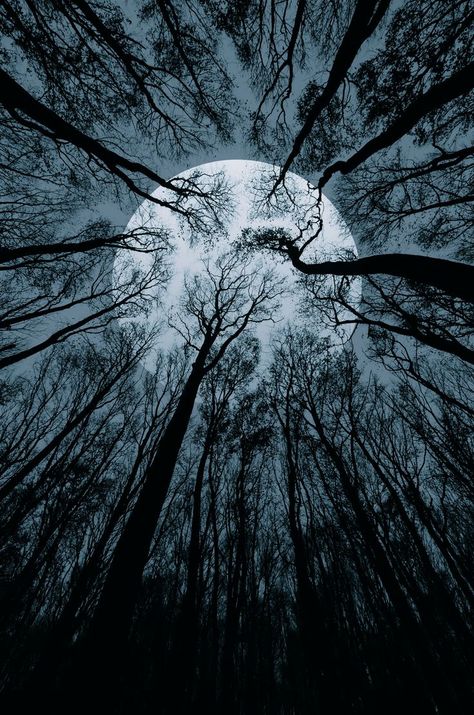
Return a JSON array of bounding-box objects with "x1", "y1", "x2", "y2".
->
[{"x1": 114, "y1": 160, "x2": 361, "y2": 371}]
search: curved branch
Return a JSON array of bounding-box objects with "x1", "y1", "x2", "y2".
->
[
  {"x1": 0, "y1": 231, "x2": 161, "y2": 265},
  {"x1": 0, "y1": 68, "x2": 200, "y2": 207},
  {"x1": 318, "y1": 61, "x2": 474, "y2": 190},
  {"x1": 288, "y1": 249, "x2": 474, "y2": 304},
  {"x1": 276, "y1": 0, "x2": 390, "y2": 187}
]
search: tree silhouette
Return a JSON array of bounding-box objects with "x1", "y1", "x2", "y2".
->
[{"x1": 0, "y1": 2, "x2": 473, "y2": 714}]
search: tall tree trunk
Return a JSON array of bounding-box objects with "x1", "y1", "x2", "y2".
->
[
  {"x1": 67, "y1": 343, "x2": 212, "y2": 711},
  {"x1": 309, "y1": 403, "x2": 466, "y2": 712},
  {"x1": 168, "y1": 429, "x2": 213, "y2": 710}
]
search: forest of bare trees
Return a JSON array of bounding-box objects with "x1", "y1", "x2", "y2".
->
[{"x1": 0, "y1": 1, "x2": 473, "y2": 713}]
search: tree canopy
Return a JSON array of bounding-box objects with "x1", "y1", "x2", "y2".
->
[{"x1": 0, "y1": 2, "x2": 473, "y2": 714}]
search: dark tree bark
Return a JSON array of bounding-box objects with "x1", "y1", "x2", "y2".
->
[
  {"x1": 317, "y1": 61, "x2": 474, "y2": 190},
  {"x1": 0, "y1": 68, "x2": 200, "y2": 210},
  {"x1": 278, "y1": 0, "x2": 391, "y2": 183},
  {"x1": 289, "y1": 249, "x2": 474, "y2": 305}
]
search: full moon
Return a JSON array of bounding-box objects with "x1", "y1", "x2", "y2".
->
[{"x1": 114, "y1": 160, "x2": 360, "y2": 372}]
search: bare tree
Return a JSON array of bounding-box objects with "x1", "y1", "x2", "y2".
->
[{"x1": 71, "y1": 252, "x2": 281, "y2": 704}]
